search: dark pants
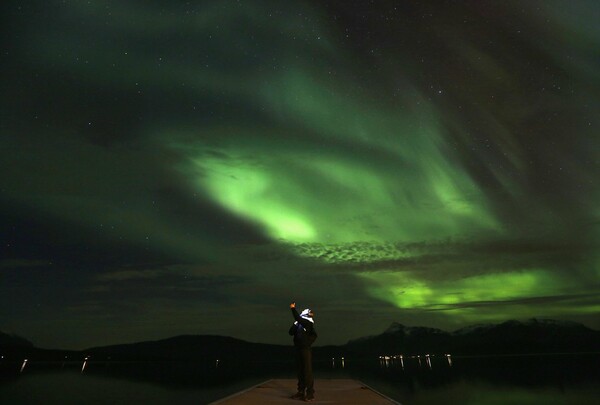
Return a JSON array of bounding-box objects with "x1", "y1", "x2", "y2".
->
[{"x1": 295, "y1": 347, "x2": 314, "y2": 395}]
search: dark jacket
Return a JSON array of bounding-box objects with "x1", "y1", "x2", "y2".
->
[{"x1": 289, "y1": 308, "x2": 317, "y2": 348}]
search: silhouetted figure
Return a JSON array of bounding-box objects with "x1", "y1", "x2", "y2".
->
[{"x1": 289, "y1": 302, "x2": 317, "y2": 402}]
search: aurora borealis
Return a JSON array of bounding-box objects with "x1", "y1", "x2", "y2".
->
[{"x1": 1, "y1": 0, "x2": 598, "y2": 349}]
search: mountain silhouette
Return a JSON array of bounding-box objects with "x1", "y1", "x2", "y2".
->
[
  {"x1": 1, "y1": 319, "x2": 598, "y2": 362},
  {"x1": 0, "y1": 331, "x2": 33, "y2": 349},
  {"x1": 80, "y1": 318, "x2": 600, "y2": 361}
]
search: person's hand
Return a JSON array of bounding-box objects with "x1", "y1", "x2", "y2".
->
[{"x1": 290, "y1": 302, "x2": 296, "y2": 309}]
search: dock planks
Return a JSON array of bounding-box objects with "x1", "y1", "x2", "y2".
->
[{"x1": 209, "y1": 378, "x2": 401, "y2": 404}]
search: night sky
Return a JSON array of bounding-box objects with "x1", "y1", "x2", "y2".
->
[{"x1": 1, "y1": 0, "x2": 598, "y2": 350}]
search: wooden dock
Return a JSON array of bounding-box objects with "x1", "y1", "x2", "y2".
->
[{"x1": 209, "y1": 379, "x2": 401, "y2": 404}]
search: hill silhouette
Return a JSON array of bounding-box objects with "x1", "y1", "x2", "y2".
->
[
  {"x1": 0, "y1": 331, "x2": 33, "y2": 349},
  {"x1": 2, "y1": 319, "x2": 598, "y2": 362}
]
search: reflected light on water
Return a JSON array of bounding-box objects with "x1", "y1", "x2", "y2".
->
[
  {"x1": 1, "y1": 354, "x2": 598, "y2": 404},
  {"x1": 81, "y1": 356, "x2": 89, "y2": 373},
  {"x1": 331, "y1": 357, "x2": 345, "y2": 368},
  {"x1": 20, "y1": 359, "x2": 28, "y2": 373},
  {"x1": 378, "y1": 353, "x2": 452, "y2": 371}
]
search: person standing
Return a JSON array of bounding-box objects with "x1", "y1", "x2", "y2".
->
[{"x1": 289, "y1": 302, "x2": 317, "y2": 402}]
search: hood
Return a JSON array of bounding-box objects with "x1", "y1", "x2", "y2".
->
[{"x1": 300, "y1": 308, "x2": 314, "y2": 323}]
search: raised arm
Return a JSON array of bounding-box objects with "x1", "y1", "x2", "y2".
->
[
  {"x1": 290, "y1": 302, "x2": 300, "y2": 321},
  {"x1": 290, "y1": 302, "x2": 312, "y2": 329}
]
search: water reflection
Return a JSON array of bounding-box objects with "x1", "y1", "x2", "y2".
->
[
  {"x1": 331, "y1": 357, "x2": 345, "y2": 369},
  {"x1": 1, "y1": 353, "x2": 598, "y2": 404},
  {"x1": 81, "y1": 356, "x2": 90, "y2": 373},
  {"x1": 378, "y1": 353, "x2": 458, "y2": 372}
]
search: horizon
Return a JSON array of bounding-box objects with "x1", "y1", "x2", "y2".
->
[
  {"x1": 1, "y1": 0, "x2": 599, "y2": 350},
  {"x1": 4, "y1": 316, "x2": 598, "y2": 352}
]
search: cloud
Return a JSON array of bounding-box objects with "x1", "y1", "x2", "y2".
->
[
  {"x1": 97, "y1": 269, "x2": 166, "y2": 282},
  {"x1": 0, "y1": 259, "x2": 51, "y2": 270}
]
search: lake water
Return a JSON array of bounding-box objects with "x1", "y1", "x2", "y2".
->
[{"x1": 1, "y1": 353, "x2": 598, "y2": 404}]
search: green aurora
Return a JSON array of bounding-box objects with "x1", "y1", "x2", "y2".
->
[{"x1": 0, "y1": 0, "x2": 598, "y2": 348}]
